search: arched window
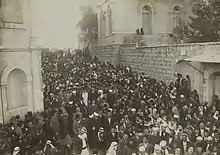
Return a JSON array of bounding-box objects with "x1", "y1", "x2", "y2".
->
[
  {"x1": 173, "y1": 5, "x2": 182, "y2": 29},
  {"x1": 103, "y1": 11, "x2": 107, "y2": 36},
  {"x1": 100, "y1": 11, "x2": 103, "y2": 36},
  {"x1": 107, "y1": 7, "x2": 112, "y2": 35},
  {"x1": 7, "y1": 69, "x2": 28, "y2": 110},
  {"x1": 142, "y1": 5, "x2": 152, "y2": 34}
]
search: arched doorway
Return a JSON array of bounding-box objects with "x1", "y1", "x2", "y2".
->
[
  {"x1": 208, "y1": 72, "x2": 220, "y2": 102},
  {"x1": 4, "y1": 69, "x2": 28, "y2": 121},
  {"x1": 141, "y1": 5, "x2": 152, "y2": 34},
  {"x1": 172, "y1": 5, "x2": 182, "y2": 31},
  {"x1": 107, "y1": 6, "x2": 112, "y2": 35},
  {"x1": 174, "y1": 60, "x2": 204, "y2": 100},
  {"x1": 174, "y1": 60, "x2": 190, "y2": 77}
]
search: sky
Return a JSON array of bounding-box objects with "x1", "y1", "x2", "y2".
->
[{"x1": 33, "y1": 0, "x2": 97, "y2": 49}]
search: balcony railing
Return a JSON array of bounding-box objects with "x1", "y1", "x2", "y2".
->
[{"x1": 97, "y1": 33, "x2": 173, "y2": 46}]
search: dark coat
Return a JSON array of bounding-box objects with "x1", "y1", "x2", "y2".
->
[
  {"x1": 101, "y1": 115, "x2": 115, "y2": 131},
  {"x1": 116, "y1": 139, "x2": 127, "y2": 155},
  {"x1": 85, "y1": 117, "x2": 101, "y2": 150},
  {"x1": 107, "y1": 92, "x2": 117, "y2": 108},
  {"x1": 124, "y1": 145, "x2": 137, "y2": 155}
]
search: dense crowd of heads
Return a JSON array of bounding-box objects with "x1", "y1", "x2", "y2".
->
[{"x1": 0, "y1": 49, "x2": 220, "y2": 155}]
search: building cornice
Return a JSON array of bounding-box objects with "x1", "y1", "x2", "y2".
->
[{"x1": 0, "y1": 47, "x2": 42, "y2": 52}]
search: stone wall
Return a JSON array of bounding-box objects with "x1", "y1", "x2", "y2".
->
[{"x1": 91, "y1": 42, "x2": 220, "y2": 84}]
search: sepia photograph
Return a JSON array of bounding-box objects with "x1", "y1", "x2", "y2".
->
[{"x1": 0, "y1": 0, "x2": 220, "y2": 155}]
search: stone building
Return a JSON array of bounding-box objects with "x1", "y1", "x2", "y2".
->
[
  {"x1": 97, "y1": 0, "x2": 193, "y2": 46},
  {"x1": 0, "y1": 0, "x2": 43, "y2": 123},
  {"x1": 93, "y1": 0, "x2": 220, "y2": 103},
  {"x1": 91, "y1": 42, "x2": 220, "y2": 103}
]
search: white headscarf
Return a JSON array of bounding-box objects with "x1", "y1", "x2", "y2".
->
[
  {"x1": 106, "y1": 142, "x2": 118, "y2": 155},
  {"x1": 43, "y1": 140, "x2": 55, "y2": 152},
  {"x1": 12, "y1": 146, "x2": 20, "y2": 155}
]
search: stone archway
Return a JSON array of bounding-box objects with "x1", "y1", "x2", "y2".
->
[
  {"x1": 174, "y1": 60, "x2": 191, "y2": 77},
  {"x1": 204, "y1": 65, "x2": 220, "y2": 103},
  {"x1": 208, "y1": 72, "x2": 220, "y2": 101},
  {"x1": 174, "y1": 60, "x2": 204, "y2": 101},
  {"x1": 0, "y1": 66, "x2": 32, "y2": 122},
  {"x1": 7, "y1": 69, "x2": 28, "y2": 110}
]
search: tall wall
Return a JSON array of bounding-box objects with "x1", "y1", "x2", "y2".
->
[{"x1": 91, "y1": 42, "x2": 220, "y2": 97}]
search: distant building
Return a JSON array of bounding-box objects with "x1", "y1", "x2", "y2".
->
[
  {"x1": 97, "y1": 0, "x2": 193, "y2": 46},
  {"x1": 0, "y1": 0, "x2": 43, "y2": 123}
]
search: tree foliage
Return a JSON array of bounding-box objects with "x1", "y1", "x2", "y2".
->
[
  {"x1": 174, "y1": 0, "x2": 220, "y2": 43},
  {"x1": 77, "y1": 6, "x2": 98, "y2": 43}
]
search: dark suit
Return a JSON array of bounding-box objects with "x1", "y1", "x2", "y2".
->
[
  {"x1": 102, "y1": 115, "x2": 115, "y2": 131},
  {"x1": 106, "y1": 132, "x2": 119, "y2": 149},
  {"x1": 139, "y1": 143, "x2": 154, "y2": 155},
  {"x1": 159, "y1": 131, "x2": 169, "y2": 141},
  {"x1": 180, "y1": 141, "x2": 192, "y2": 154},
  {"x1": 134, "y1": 136, "x2": 142, "y2": 146},
  {"x1": 117, "y1": 139, "x2": 127, "y2": 155},
  {"x1": 85, "y1": 117, "x2": 101, "y2": 150},
  {"x1": 149, "y1": 135, "x2": 161, "y2": 145},
  {"x1": 203, "y1": 143, "x2": 213, "y2": 152},
  {"x1": 107, "y1": 92, "x2": 117, "y2": 108}
]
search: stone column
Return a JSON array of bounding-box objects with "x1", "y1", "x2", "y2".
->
[
  {"x1": 30, "y1": 49, "x2": 44, "y2": 112},
  {"x1": 106, "y1": 13, "x2": 109, "y2": 36},
  {"x1": 26, "y1": 81, "x2": 34, "y2": 112},
  {"x1": 203, "y1": 78, "x2": 208, "y2": 103},
  {"x1": 97, "y1": 7, "x2": 101, "y2": 37},
  {"x1": 0, "y1": 84, "x2": 7, "y2": 123}
]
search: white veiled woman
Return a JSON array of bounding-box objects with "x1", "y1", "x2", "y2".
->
[{"x1": 106, "y1": 141, "x2": 118, "y2": 155}]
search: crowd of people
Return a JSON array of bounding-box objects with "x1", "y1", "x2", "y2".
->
[{"x1": 0, "y1": 49, "x2": 220, "y2": 155}]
